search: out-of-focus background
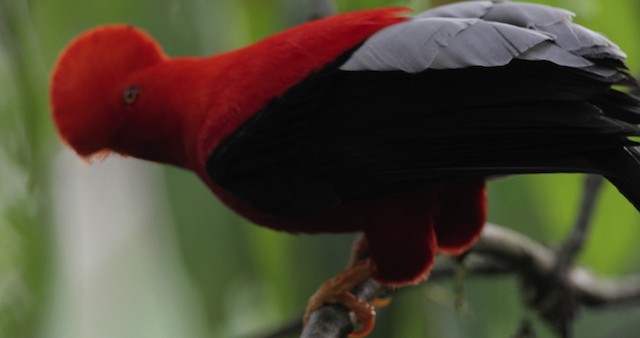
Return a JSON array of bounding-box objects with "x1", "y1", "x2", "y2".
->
[{"x1": 1, "y1": 0, "x2": 640, "y2": 337}]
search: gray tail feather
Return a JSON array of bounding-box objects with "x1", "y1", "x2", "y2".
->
[{"x1": 596, "y1": 146, "x2": 640, "y2": 212}]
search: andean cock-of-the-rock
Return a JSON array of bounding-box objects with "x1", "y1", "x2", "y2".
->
[{"x1": 50, "y1": 1, "x2": 640, "y2": 336}]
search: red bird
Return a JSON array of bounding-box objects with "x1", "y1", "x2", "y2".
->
[{"x1": 50, "y1": 1, "x2": 640, "y2": 336}]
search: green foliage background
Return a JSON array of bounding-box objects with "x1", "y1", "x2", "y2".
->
[{"x1": 1, "y1": 0, "x2": 639, "y2": 337}]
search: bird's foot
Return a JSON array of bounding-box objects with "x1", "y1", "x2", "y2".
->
[{"x1": 304, "y1": 260, "x2": 378, "y2": 338}]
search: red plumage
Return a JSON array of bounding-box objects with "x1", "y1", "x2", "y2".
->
[{"x1": 52, "y1": 8, "x2": 472, "y2": 285}]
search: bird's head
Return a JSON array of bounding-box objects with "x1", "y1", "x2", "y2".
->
[{"x1": 50, "y1": 25, "x2": 166, "y2": 159}]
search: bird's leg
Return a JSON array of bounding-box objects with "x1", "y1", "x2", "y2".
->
[
  {"x1": 305, "y1": 234, "x2": 394, "y2": 337},
  {"x1": 349, "y1": 234, "x2": 392, "y2": 309},
  {"x1": 304, "y1": 259, "x2": 376, "y2": 337},
  {"x1": 305, "y1": 191, "x2": 438, "y2": 337},
  {"x1": 349, "y1": 233, "x2": 370, "y2": 266}
]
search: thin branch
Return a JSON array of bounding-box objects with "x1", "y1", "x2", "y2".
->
[
  {"x1": 572, "y1": 269, "x2": 640, "y2": 306},
  {"x1": 545, "y1": 175, "x2": 603, "y2": 336},
  {"x1": 473, "y1": 224, "x2": 556, "y2": 274},
  {"x1": 475, "y1": 223, "x2": 640, "y2": 307},
  {"x1": 556, "y1": 175, "x2": 604, "y2": 272},
  {"x1": 300, "y1": 305, "x2": 352, "y2": 338}
]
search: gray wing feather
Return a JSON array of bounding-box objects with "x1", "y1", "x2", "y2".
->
[
  {"x1": 428, "y1": 20, "x2": 556, "y2": 69},
  {"x1": 341, "y1": 1, "x2": 624, "y2": 73},
  {"x1": 340, "y1": 18, "x2": 474, "y2": 72},
  {"x1": 481, "y1": 2, "x2": 625, "y2": 59},
  {"x1": 480, "y1": 2, "x2": 573, "y2": 27}
]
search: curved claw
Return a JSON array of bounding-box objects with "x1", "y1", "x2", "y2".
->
[
  {"x1": 347, "y1": 295, "x2": 375, "y2": 338},
  {"x1": 371, "y1": 295, "x2": 392, "y2": 308}
]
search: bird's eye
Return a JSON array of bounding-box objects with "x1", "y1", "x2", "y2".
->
[{"x1": 122, "y1": 85, "x2": 141, "y2": 105}]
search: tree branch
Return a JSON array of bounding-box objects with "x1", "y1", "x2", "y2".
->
[
  {"x1": 475, "y1": 223, "x2": 640, "y2": 308},
  {"x1": 556, "y1": 175, "x2": 604, "y2": 273}
]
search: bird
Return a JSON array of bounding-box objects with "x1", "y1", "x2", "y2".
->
[{"x1": 50, "y1": 1, "x2": 640, "y2": 336}]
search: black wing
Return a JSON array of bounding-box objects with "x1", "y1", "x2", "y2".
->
[{"x1": 207, "y1": 2, "x2": 640, "y2": 218}]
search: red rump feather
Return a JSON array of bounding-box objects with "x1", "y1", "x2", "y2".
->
[
  {"x1": 434, "y1": 179, "x2": 487, "y2": 255},
  {"x1": 354, "y1": 191, "x2": 439, "y2": 285},
  {"x1": 354, "y1": 180, "x2": 487, "y2": 285}
]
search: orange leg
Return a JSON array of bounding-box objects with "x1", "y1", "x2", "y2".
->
[
  {"x1": 305, "y1": 235, "x2": 396, "y2": 337},
  {"x1": 304, "y1": 260, "x2": 376, "y2": 338},
  {"x1": 349, "y1": 234, "x2": 393, "y2": 309},
  {"x1": 348, "y1": 233, "x2": 370, "y2": 266},
  {"x1": 305, "y1": 191, "x2": 440, "y2": 337}
]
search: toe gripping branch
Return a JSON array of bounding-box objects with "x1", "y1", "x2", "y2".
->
[{"x1": 302, "y1": 258, "x2": 392, "y2": 338}]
